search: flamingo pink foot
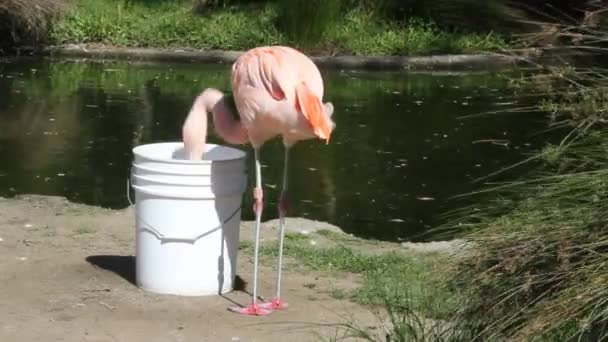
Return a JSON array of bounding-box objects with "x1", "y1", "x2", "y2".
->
[
  {"x1": 259, "y1": 297, "x2": 289, "y2": 310},
  {"x1": 229, "y1": 303, "x2": 272, "y2": 316}
]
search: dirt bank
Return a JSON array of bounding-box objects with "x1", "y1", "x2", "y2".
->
[
  {"x1": 0, "y1": 194, "x2": 378, "y2": 342},
  {"x1": 38, "y1": 44, "x2": 535, "y2": 71}
]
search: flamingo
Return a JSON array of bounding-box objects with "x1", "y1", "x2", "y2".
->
[{"x1": 182, "y1": 46, "x2": 335, "y2": 315}]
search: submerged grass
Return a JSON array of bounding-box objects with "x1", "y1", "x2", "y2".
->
[{"x1": 50, "y1": 0, "x2": 511, "y2": 55}]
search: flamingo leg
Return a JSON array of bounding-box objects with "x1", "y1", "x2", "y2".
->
[
  {"x1": 260, "y1": 146, "x2": 290, "y2": 310},
  {"x1": 230, "y1": 148, "x2": 271, "y2": 316}
]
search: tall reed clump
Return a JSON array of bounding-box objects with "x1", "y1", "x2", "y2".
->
[
  {"x1": 275, "y1": 0, "x2": 342, "y2": 50},
  {"x1": 0, "y1": 0, "x2": 64, "y2": 51},
  {"x1": 191, "y1": 0, "x2": 267, "y2": 15},
  {"x1": 190, "y1": 0, "x2": 343, "y2": 47},
  {"x1": 343, "y1": 0, "x2": 528, "y2": 34},
  {"x1": 346, "y1": 0, "x2": 601, "y2": 40},
  {"x1": 328, "y1": 293, "x2": 472, "y2": 342},
  {"x1": 441, "y1": 22, "x2": 608, "y2": 341}
]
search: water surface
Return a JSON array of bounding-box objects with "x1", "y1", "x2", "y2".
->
[{"x1": 0, "y1": 58, "x2": 549, "y2": 241}]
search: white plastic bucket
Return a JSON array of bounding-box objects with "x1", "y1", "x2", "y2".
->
[{"x1": 130, "y1": 142, "x2": 247, "y2": 296}]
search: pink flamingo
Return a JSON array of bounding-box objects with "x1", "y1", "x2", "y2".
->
[{"x1": 182, "y1": 46, "x2": 335, "y2": 315}]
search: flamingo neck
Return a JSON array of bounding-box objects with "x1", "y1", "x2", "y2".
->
[{"x1": 209, "y1": 93, "x2": 249, "y2": 145}]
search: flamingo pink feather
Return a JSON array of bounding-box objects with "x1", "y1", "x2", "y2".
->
[{"x1": 182, "y1": 46, "x2": 334, "y2": 159}]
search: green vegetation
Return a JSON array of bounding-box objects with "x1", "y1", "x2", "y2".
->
[
  {"x1": 275, "y1": 0, "x2": 342, "y2": 49},
  {"x1": 74, "y1": 225, "x2": 96, "y2": 234},
  {"x1": 316, "y1": 74, "x2": 608, "y2": 340},
  {"x1": 52, "y1": 0, "x2": 280, "y2": 52},
  {"x1": 240, "y1": 231, "x2": 469, "y2": 341},
  {"x1": 444, "y1": 136, "x2": 608, "y2": 340},
  {"x1": 242, "y1": 231, "x2": 456, "y2": 319},
  {"x1": 4, "y1": 0, "x2": 605, "y2": 56},
  {"x1": 50, "y1": 0, "x2": 509, "y2": 56},
  {"x1": 328, "y1": 297, "x2": 466, "y2": 341},
  {"x1": 437, "y1": 27, "x2": 608, "y2": 340},
  {"x1": 3, "y1": 0, "x2": 606, "y2": 55}
]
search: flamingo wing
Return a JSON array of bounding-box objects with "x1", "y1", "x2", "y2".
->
[
  {"x1": 232, "y1": 48, "x2": 288, "y2": 102},
  {"x1": 232, "y1": 46, "x2": 333, "y2": 143}
]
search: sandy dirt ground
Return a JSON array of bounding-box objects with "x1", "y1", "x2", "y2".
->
[{"x1": 0, "y1": 195, "x2": 382, "y2": 342}]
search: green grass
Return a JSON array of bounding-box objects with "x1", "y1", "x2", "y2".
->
[
  {"x1": 74, "y1": 225, "x2": 96, "y2": 234},
  {"x1": 239, "y1": 231, "x2": 464, "y2": 340},
  {"x1": 244, "y1": 232, "x2": 457, "y2": 319},
  {"x1": 238, "y1": 239, "x2": 253, "y2": 250},
  {"x1": 52, "y1": 0, "x2": 280, "y2": 50},
  {"x1": 316, "y1": 229, "x2": 356, "y2": 242},
  {"x1": 50, "y1": 0, "x2": 512, "y2": 56},
  {"x1": 326, "y1": 298, "x2": 468, "y2": 342}
]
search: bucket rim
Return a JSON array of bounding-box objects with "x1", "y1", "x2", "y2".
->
[{"x1": 132, "y1": 142, "x2": 247, "y2": 165}]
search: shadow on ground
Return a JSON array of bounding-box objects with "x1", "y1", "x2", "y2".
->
[
  {"x1": 84, "y1": 255, "x2": 249, "y2": 293},
  {"x1": 86, "y1": 255, "x2": 136, "y2": 285}
]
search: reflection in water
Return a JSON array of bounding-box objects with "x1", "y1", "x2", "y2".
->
[{"x1": 0, "y1": 58, "x2": 549, "y2": 241}]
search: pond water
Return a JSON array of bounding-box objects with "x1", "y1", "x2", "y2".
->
[{"x1": 0, "y1": 57, "x2": 550, "y2": 241}]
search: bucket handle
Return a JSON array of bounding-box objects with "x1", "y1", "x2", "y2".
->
[
  {"x1": 138, "y1": 206, "x2": 241, "y2": 243},
  {"x1": 127, "y1": 176, "x2": 134, "y2": 207},
  {"x1": 126, "y1": 177, "x2": 242, "y2": 243}
]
